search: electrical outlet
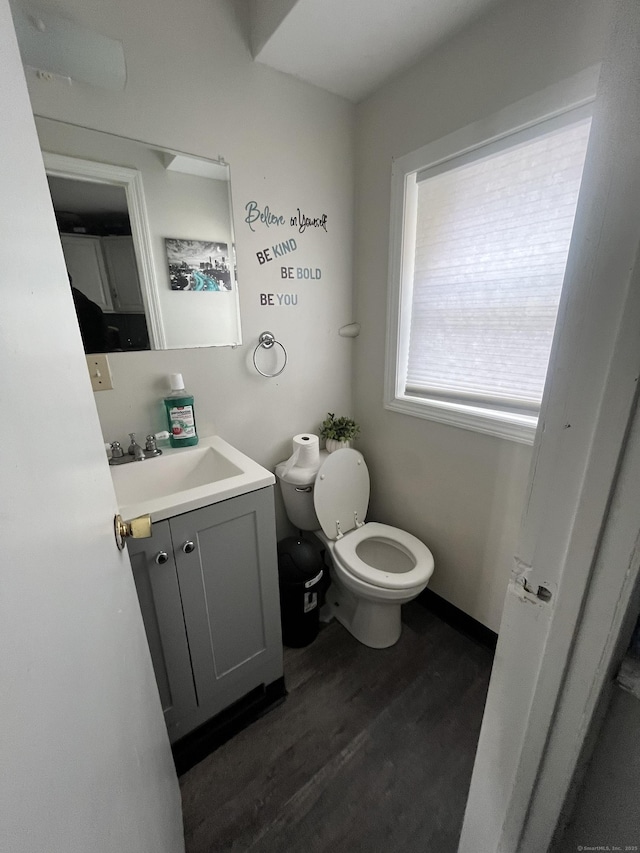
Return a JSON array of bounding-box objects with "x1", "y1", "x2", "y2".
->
[{"x1": 86, "y1": 354, "x2": 113, "y2": 391}]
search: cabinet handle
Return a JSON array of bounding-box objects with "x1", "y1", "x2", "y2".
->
[
  {"x1": 182, "y1": 540, "x2": 195, "y2": 554},
  {"x1": 155, "y1": 551, "x2": 169, "y2": 565}
]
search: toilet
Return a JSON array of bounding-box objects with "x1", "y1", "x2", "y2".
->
[{"x1": 276, "y1": 448, "x2": 434, "y2": 648}]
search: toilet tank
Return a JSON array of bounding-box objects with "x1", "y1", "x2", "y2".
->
[{"x1": 275, "y1": 462, "x2": 320, "y2": 531}]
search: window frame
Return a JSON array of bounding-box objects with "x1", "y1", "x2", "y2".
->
[{"x1": 384, "y1": 67, "x2": 600, "y2": 444}]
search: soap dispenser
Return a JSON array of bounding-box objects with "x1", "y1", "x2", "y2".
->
[{"x1": 164, "y1": 373, "x2": 199, "y2": 448}]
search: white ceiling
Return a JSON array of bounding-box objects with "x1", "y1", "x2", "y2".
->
[{"x1": 249, "y1": 0, "x2": 503, "y2": 103}]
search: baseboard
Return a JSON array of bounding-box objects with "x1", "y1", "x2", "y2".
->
[
  {"x1": 172, "y1": 676, "x2": 287, "y2": 776},
  {"x1": 417, "y1": 589, "x2": 498, "y2": 651}
]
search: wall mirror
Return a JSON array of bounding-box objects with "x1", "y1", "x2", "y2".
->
[{"x1": 35, "y1": 116, "x2": 242, "y2": 352}]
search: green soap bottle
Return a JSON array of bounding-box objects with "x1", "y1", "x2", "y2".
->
[{"x1": 164, "y1": 373, "x2": 199, "y2": 448}]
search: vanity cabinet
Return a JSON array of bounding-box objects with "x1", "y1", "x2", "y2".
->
[{"x1": 127, "y1": 486, "x2": 283, "y2": 744}]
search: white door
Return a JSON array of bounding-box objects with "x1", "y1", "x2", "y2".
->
[
  {"x1": 60, "y1": 233, "x2": 114, "y2": 311},
  {"x1": 0, "y1": 4, "x2": 183, "y2": 852},
  {"x1": 460, "y1": 3, "x2": 640, "y2": 851},
  {"x1": 102, "y1": 235, "x2": 145, "y2": 312}
]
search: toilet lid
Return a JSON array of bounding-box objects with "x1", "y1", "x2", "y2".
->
[{"x1": 313, "y1": 448, "x2": 370, "y2": 540}]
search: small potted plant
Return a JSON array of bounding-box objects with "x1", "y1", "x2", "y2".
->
[{"x1": 320, "y1": 412, "x2": 360, "y2": 453}]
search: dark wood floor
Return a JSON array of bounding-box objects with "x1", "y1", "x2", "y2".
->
[{"x1": 180, "y1": 602, "x2": 493, "y2": 852}]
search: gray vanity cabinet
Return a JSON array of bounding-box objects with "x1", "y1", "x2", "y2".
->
[
  {"x1": 128, "y1": 520, "x2": 198, "y2": 734},
  {"x1": 128, "y1": 486, "x2": 282, "y2": 743}
]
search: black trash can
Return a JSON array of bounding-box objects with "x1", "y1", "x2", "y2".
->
[{"x1": 277, "y1": 537, "x2": 324, "y2": 647}]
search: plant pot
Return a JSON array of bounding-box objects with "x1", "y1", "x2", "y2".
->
[{"x1": 325, "y1": 438, "x2": 352, "y2": 453}]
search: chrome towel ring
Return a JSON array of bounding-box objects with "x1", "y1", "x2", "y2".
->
[{"x1": 252, "y1": 331, "x2": 288, "y2": 377}]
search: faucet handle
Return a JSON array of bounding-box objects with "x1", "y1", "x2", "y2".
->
[
  {"x1": 144, "y1": 432, "x2": 168, "y2": 458},
  {"x1": 145, "y1": 431, "x2": 170, "y2": 449},
  {"x1": 107, "y1": 440, "x2": 132, "y2": 465},
  {"x1": 145, "y1": 434, "x2": 158, "y2": 452},
  {"x1": 110, "y1": 441, "x2": 124, "y2": 459}
]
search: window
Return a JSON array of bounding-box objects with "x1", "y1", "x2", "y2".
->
[{"x1": 385, "y1": 73, "x2": 597, "y2": 443}]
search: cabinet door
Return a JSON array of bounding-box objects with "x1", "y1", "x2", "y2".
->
[
  {"x1": 172, "y1": 487, "x2": 283, "y2": 720},
  {"x1": 60, "y1": 234, "x2": 113, "y2": 311},
  {"x1": 101, "y1": 236, "x2": 145, "y2": 313},
  {"x1": 127, "y1": 520, "x2": 198, "y2": 741}
]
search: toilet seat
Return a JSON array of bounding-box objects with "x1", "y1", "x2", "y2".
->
[
  {"x1": 333, "y1": 522, "x2": 434, "y2": 591},
  {"x1": 313, "y1": 450, "x2": 434, "y2": 592}
]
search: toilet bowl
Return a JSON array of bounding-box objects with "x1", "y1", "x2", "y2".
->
[{"x1": 276, "y1": 448, "x2": 434, "y2": 648}]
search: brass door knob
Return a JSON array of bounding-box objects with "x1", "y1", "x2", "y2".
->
[{"x1": 114, "y1": 513, "x2": 152, "y2": 550}]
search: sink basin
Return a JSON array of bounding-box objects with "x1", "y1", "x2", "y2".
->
[{"x1": 110, "y1": 435, "x2": 275, "y2": 522}]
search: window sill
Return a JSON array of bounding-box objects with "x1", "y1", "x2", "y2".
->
[{"x1": 385, "y1": 394, "x2": 538, "y2": 445}]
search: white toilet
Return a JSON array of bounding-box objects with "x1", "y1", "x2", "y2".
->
[{"x1": 276, "y1": 448, "x2": 434, "y2": 648}]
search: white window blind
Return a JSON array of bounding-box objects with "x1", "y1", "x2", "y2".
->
[{"x1": 406, "y1": 112, "x2": 592, "y2": 414}]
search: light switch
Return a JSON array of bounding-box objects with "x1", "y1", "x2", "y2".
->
[{"x1": 86, "y1": 353, "x2": 113, "y2": 391}]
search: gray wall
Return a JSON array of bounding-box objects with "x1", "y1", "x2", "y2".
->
[{"x1": 352, "y1": 0, "x2": 611, "y2": 631}]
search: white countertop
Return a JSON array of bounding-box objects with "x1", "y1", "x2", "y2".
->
[{"x1": 110, "y1": 434, "x2": 275, "y2": 522}]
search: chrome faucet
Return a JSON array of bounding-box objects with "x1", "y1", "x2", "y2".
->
[
  {"x1": 108, "y1": 430, "x2": 169, "y2": 465},
  {"x1": 128, "y1": 433, "x2": 146, "y2": 462}
]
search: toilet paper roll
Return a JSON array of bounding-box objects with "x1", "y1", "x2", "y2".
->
[{"x1": 279, "y1": 433, "x2": 320, "y2": 478}]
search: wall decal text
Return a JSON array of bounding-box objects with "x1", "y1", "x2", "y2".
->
[
  {"x1": 244, "y1": 201, "x2": 329, "y2": 234},
  {"x1": 281, "y1": 266, "x2": 322, "y2": 280},
  {"x1": 245, "y1": 201, "x2": 286, "y2": 232},
  {"x1": 290, "y1": 208, "x2": 328, "y2": 234},
  {"x1": 256, "y1": 237, "x2": 298, "y2": 265},
  {"x1": 260, "y1": 293, "x2": 298, "y2": 306}
]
